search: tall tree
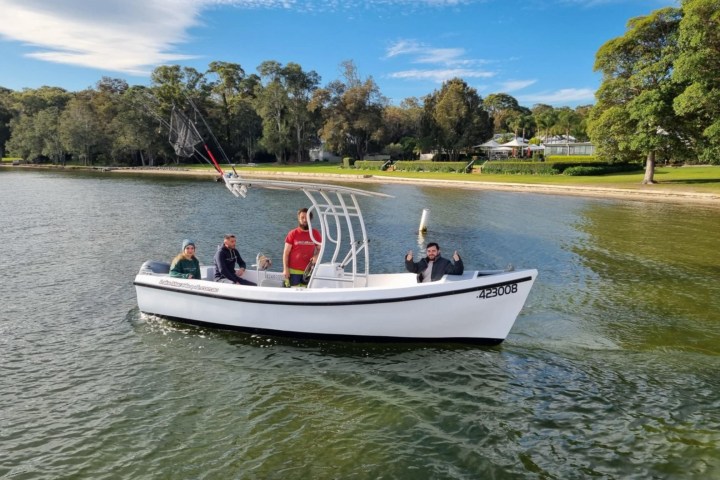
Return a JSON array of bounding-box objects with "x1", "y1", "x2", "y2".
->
[
  {"x1": 420, "y1": 78, "x2": 492, "y2": 160},
  {"x1": 484, "y1": 93, "x2": 523, "y2": 134},
  {"x1": 0, "y1": 87, "x2": 14, "y2": 158},
  {"x1": 59, "y1": 92, "x2": 103, "y2": 165},
  {"x1": 311, "y1": 60, "x2": 386, "y2": 160},
  {"x1": 588, "y1": 7, "x2": 689, "y2": 183},
  {"x1": 673, "y1": 0, "x2": 720, "y2": 164}
]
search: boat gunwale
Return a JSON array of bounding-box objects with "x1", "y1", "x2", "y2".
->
[{"x1": 134, "y1": 273, "x2": 535, "y2": 307}]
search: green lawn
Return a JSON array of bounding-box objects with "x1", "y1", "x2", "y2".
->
[
  {"x1": 220, "y1": 162, "x2": 720, "y2": 195},
  {"x1": 7, "y1": 159, "x2": 719, "y2": 195}
]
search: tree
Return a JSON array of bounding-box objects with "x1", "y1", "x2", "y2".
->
[
  {"x1": 381, "y1": 97, "x2": 422, "y2": 158},
  {"x1": 206, "y1": 61, "x2": 246, "y2": 156},
  {"x1": 484, "y1": 93, "x2": 520, "y2": 133},
  {"x1": 281, "y1": 62, "x2": 321, "y2": 162},
  {"x1": 255, "y1": 61, "x2": 292, "y2": 163},
  {"x1": 532, "y1": 104, "x2": 557, "y2": 142},
  {"x1": 673, "y1": 0, "x2": 720, "y2": 164},
  {"x1": 0, "y1": 87, "x2": 14, "y2": 158},
  {"x1": 588, "y1": 7, "x2": 690, "y2": 183},
  {"x1": 59, "y1": 92, "x2": 103, "y2": 165},
  {"x1": 420, "y1": 78, "x2": 492, "y2": 160},
  {"x1": 311, "y1": 60, "x2": 386, "y2": 160}
]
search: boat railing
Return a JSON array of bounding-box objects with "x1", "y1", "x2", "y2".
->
[{"x1": 223, "y1": 176, "x2": 391, "y2": 289}]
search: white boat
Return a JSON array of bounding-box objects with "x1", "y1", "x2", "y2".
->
[{"x1": 134, "y1": 177, "x2": 537, "y2": 344}]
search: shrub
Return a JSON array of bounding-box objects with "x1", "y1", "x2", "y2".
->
[
  {"x1": 563, "y1": 163, "x2": 644, "y2": 176},
  {"x1": 353, "y1": 160, "x2": 385, "y2": 170},
  {"x1": 481, "y1": 161, "x2": 559, "y2": 175},
  {"x1": 393, "y1": 161, "x2": 467, "y2": 172},
  {"x1": 342, "y1": 157, "x2": 355, "y2": 168}
]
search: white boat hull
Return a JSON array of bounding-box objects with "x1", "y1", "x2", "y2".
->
[{"x1": 134, "y1": 265, "x2": 537, "y2": 344}]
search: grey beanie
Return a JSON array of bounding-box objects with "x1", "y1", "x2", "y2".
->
[{"x1": 182, "y1": 239, "x2": 195, "y2": 250}]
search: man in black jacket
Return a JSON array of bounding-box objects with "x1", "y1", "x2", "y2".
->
[
  {"x1": 405, "y1": 242, "x2": 463, "y2": 283},
  {"x1": 214, "y1": 234, "x2": 257, "y2": 286}
]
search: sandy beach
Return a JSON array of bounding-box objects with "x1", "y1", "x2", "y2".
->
[{"x1": 7, "y1": 164, "x2": 720, "y2": 205}]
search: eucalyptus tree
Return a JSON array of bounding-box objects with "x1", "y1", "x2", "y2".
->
[
  {"x1": 310, "y1": 60, "x2": 386, "y2": 160},
  {"x1": 588, "y1": 7, "x2": 690, "y2": 183},
  {"x1": 381, "y1": 97, "x2": 422, "y2": 158},
  {"x1": 419, "y1": 78, "x2": 492, "y2": 160},
  {"x1": 484, "y1": 93, "x2": 521, "y2": 133},
  {"x1": 286, "y1": 63, "x2": 321, "y2": 163},
  {"x1": 0, "y1": 87, "x2": 13, "y2": 158},
  {"x1": 150, "y1": 65, "x2": 209, "y2": 114},
  {"x1": 59, "y1": 91, "x2": 103, "y2": 165},
  {"x1": 11, "y1": 86, "x2": 71, "y2": 115},
  {"x1": 5, "y1": 111, "x2": 45, "y2": 161},
  {"x1": 673, "y1": 0, "x2": 720, "y2": 164},
  {"x1": 255, "y1": 61, "x2": 292, "y2": 162},
  {"x1": 206, "y1": 61, "x2": 246, "y2": 157},
  {"x1": 110, "y1": 86, "x2": 166, "y2": 166}
]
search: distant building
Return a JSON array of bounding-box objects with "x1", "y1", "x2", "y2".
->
[
  {"x1": 309, "y1": 146, "x2": 341, "y2": 162},
  {"x1": 544, "y1": 142, "x2": 595, "y2": 156}
]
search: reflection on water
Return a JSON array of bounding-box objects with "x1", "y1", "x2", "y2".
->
[{"x1": 1, "y1": 169, "x2": 719, "y2": 479}]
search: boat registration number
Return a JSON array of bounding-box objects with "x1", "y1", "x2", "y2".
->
[{"x1": 476, "y1": 283, "x2": 517, "y2": 299}]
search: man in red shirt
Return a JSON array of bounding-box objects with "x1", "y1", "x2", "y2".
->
[{"x1": 283, "y1": 208, "x2": 322, "y2": 286}]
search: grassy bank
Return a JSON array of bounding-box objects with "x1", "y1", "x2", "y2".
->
[
  {"x1": 219, "y1": 163, "x2": 720, "y2": 195},
  {"x1": 6, "y1": 159, "x2": 720, "y2": 195}
]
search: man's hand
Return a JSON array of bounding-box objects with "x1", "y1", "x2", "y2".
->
[
  {"x1": 236, "y1": 268, "x2": 245, "y2": 277},
  {"x1": 452, "y1": 251, "x2": 460, "y2": 261},
  {"x1": 406, "y1": 250, "x2": 413, "y2": 261}
]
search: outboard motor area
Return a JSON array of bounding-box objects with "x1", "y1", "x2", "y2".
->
[{"x1": 140, "y1": 260, "x2": 170, "y2": 275}]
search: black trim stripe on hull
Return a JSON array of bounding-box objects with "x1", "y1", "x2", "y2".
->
[
  {"x1": 147, "y1": 314, "x2": 506, "y2": 346},
  {"x1": 134, "y1": 275, "x2": 533, "y2": 307}
]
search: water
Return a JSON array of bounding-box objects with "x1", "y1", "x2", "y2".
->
[{"x1": 1, "y1": 170, "x2": 719, "y2": 479}]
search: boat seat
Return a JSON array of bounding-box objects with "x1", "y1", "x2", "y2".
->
[
  {"x1": 202, "y1": 266, "x2": 216, "y2": 281},
  {"x1": 141, "y1": 260, "x2": 170, "y2": 274}
]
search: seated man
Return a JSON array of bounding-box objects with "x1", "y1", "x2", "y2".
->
[
  {"x1": 405, "y1": 242, "x2": 463, "y2": 283},
  {"x1": 213, "y1": 234, "x2": 256, "y2": 286}
]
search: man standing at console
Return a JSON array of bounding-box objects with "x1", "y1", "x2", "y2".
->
[{"x1": 283, "y1": 208, "x2": 322, "y2": 286}]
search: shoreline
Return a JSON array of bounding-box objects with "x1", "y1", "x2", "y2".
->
[{"x1": 5, "y1": 164, "x2": 720, "y2": 205}]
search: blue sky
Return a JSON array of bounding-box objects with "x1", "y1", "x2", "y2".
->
[{"x1": 0, "y1": 0, "x2": 675, "y2": 108}]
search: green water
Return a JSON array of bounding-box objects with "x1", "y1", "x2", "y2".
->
[{"x1": 1, "y1": 170, "x2": 718, "y2": 479}]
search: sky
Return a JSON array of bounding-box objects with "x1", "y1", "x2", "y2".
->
[{"x1": 0, "y1": 0, "x2": 676, "y2": 108}]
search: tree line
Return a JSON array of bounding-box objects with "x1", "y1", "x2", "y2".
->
[
  {"x1": 1, "y1": 0, "x2": 717, "y2": 178},
  {"x1": 0, "y1": 59, "x2": 590, "y2": 167}
]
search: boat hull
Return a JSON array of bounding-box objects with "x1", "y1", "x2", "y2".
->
[{"x1": 134, "y1": 268, "x2": 537, "y2": 344}]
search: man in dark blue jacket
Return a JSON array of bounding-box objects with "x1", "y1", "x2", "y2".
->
[
  {"x1": 405, "y1": 242, "x2": 463, "y2": 283},
  {"x1": 214, "y1": 234, "x2": 256, "y2": 286}
]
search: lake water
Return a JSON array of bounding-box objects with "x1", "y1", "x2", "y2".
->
[{"x1": 2, "y1": 169, "x2": 719, "y2": 479}]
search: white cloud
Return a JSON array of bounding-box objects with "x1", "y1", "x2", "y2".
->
[
  {"x1": 390, "y1": 69, "x2": 494, "y2": 83},
  {"x1": 0, "y1": 0, "x2": 202, "y2": 74},
  {"x1": 498, "y1": 79, "x2": 537, "y2": 92},
  {"x1": 518, "y1": 88, "x2": 596, "y2": 104},
  {"x1": 385, "y1": 39, "x2": 493, "y2": 83}
]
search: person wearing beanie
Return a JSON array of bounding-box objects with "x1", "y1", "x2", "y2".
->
[{"x1": 170, "y1": 239, "x2": 201, "y2": 279}]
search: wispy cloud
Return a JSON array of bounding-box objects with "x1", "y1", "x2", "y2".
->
[
  {"x1": 0, "y1": 0, "x2": 203, "y2": 74},
  {"x1": 0, "y1": 0, "x2": 479, "y2": 74},
  {"x1": 498, "y1": 79, "x2": 537, "y2": 92},
  {"x1": 518, "y1": 88, "x2": 596, "y2": 105},
  {"x1": 390, "y1": 68, "x2": 494, "y2": 83},
  {"x1": 385, "y1": 39, "x2": 494, "y2": 83}
]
